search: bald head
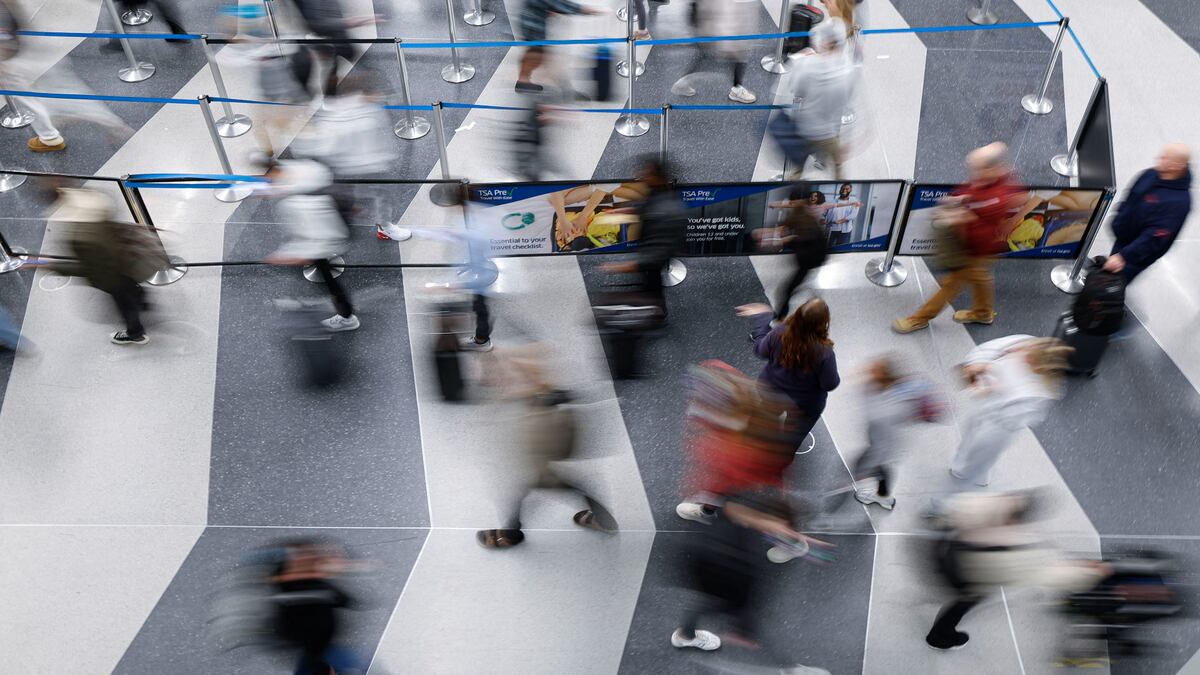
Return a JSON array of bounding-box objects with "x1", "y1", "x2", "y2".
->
[
  {"x1": 1156, "y1": 143, "x2": 1191, "y2": 180},
  {"x1": 967, "y1": 142, "x2": 1010, "y2": 183}
]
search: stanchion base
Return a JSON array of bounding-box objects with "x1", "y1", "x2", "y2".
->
[
  {"x1": 865, "y1": 257, "x2": 908, "y2": 287},
  {"x1": 121, "y1": 8, "x2": 152, "y2": 25},
  {"x1": 760, "y1": 55, "x2": 788, "y2": 74},
  {"x1": 0, "y1": 172, "x2": 27, "y2": 193},
  {"x1": 841, "y1": 112, "x2": 856, "y2": 125},
  {"x1": 1021, "y1": 93, "x2": 1053, "y2": 115},
  {"x1": 215, "y1": 113, "x2": 253, "y2": 138},
  {"x1": 304, "y1": 255, "x2": 345, "y2": 282},
  {"x1": 966, "y1": 7, "x2": 998, "y2": 25},
  {"x1": 615, "y1": 114, "x2": 650, "y2": 138},
  {"x1": 119, "y1": 62, "x2": 156, "y2": 83},
  {"x1": 463, "y1": 9, "x2": 495, "y2": 25},
  {"x1": 616, "y1": 60, "x2": 645, "y2": 78},
  {"x1": 1050, "y1": 152, "x2": 1078, "y2": 178},
  {"x1": 1, "y1": 109, "x2": 33, "y2": 129},
  {"x1": 441, "y1": 63, "x2": 476, "y2": 84},
  {"x1": 0, "y1": 245, "x2": 27, "y2": 273},
  {"x1": 616, "y1": 5, "x2": 628, "y2": 21},
  {"x1": 430, "y1": 183, "x2": 463, "y2": 207},
  {"x1": 215, "y1": 184, "x2": 254, "y2": 203},
  {"x1": 1051, "y1": 263, "x2": 1085, "y2": 294},
  {"x1": 662, "y1": 258, "x2": 687, "y2": 287},
  {"x1": 146, "y1": 255, "x2": 188, "y2": 286},
  {"x1": 795, "y1": 431, "x2": 816, "y2": 455},
  {"x1": 394, "y1": 117, "x2": 431, "y2": 140}
]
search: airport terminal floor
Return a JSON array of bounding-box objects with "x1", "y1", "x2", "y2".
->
[{"x1": 2, "y1": 0, "x2": 1200, "y2": 673}]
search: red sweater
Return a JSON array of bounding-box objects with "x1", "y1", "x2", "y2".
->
[{"x1": 953, "y1": 173, "x2": 1023, "y2": 256}]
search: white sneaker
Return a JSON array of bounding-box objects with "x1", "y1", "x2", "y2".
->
[
  {"x1": 728, "y1": 85, "x2": 757, "y2": 104},
  {"x1": 671, "y1": 75, "x2": 697, "y2": 97},
  {"x1": 321, "y1": 314, "x2": 360, "y2": 332},
  {"x1": 459, "y1": 337, "x2": 493, "y2": 352},
  {"x1": 767, "y1": 538, "x2": 810, "y2": 564},
  {"x1": 675, "y1": 502, "x2": 716, "y2": 524},
  {"x1": 854, "y1": 491, "x2": 897, "y2": 511},
  {"x1": 377, "y1": 222, "x2": 413, "y2": 241},
  {"x1": 671, "y1": 628, "x2": 721, "y2": 651}
]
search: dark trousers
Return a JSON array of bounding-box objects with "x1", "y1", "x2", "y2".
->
[
  {"x1": 827, "y1": 231, "x2": 852, "y2": 249},
  {"x1": 313, "y1": 259, "x2": 353, "y2": 318},
  {"x1": 109, "y1": 278, "x2": 145, "y2": 338},
  {"x1": 641, "y1": 265, "x2": 665, "y2": 311},
  {"x1": 681, "y1": 566, "x2": 756, "y2": 639},
  {"x1": 732, "y1": 61, "x2": 745, "y2": 88},
  {"x1": 927, "y1": 595, "x2": 982, "y2": 643},
  {"x1": 775, "y1": 260, "x2": 814, "y2": 320},
  {"x1": 822, "y1": 447, "x2": 892, "y2": 513},
  {"x1": 472, "y1": 294, "x2": 491, "y2": 342}
]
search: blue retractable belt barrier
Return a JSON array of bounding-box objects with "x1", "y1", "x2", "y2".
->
[
  {"x1": 124, "y1": 173, "x2": 267, "y2": 189},
  {"x1": 1043, "y1": 0, "x2": 1101, "y2": 79},
  {"x1": 0, "y1": 88, "x2": 197, "y2": 105},
  {"x1": 15, "y1": 29, "x2": 202, "y2": 40}
]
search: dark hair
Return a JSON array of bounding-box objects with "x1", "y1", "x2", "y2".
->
[
  {"x1": 779, "y1": 298, "x2": 833, "y2": 372},
  {"x1": 839, "y1": 183, "x2": 852, "y2": 195},
  {"x1": 809, "y1": 191, "x2": 826, "y2": 205}
]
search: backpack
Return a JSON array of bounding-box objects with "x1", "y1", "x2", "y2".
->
[{"x1": 1072, "y1": 257, "x2": 1125, "y2": 335}]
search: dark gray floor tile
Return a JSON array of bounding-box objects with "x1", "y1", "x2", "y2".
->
[
  {"x1": 1138, "y1": 0, "x2": 1200, "y2": 54},
  {"x1": 113, "y1": 526, "x2": 426, "y2": 675},
  {"x1": 888, "y1": 0, "x2": 1058, "y2": 51},
  {"x1": 617, "y1": 531, "x2": 873, "y2": 674}
]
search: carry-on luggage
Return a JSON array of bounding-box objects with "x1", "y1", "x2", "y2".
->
[
  {"x1": 593, "y1": 291, "x2": 664, "y2": 380},
  {"x1": 432, "y1": 300, "x2": 469, "y2": 401},
  {"x1": 1072, "y1": 257, "x2": 1126, "y2": 335},
  {"x1": 784, "y1": 4, "x2": 825, "y2": 55},
  {"x1": 1054, "y1": 310, "x2": 1110, "y2": 378}
]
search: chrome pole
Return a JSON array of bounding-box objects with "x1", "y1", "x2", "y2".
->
[
  {"x1": 201, "y1": 35, "x2": 253, "y2": 137},
  {"x1": 198, "y1": 95, "x2": 253, "y2": 202},
  {"x1": 102, "y1": 0, "x2": 156, "y2": 82},
  {"x1": 394, "y1": 39, "x2": 431, "y2": 140},
  {"x1": 1022, "y1": 17, "x2": 1067, "y2": 115},
  {"x1": 262, "y1": 0, "x2": 284, "y2": 58},
  {"x1": 441, "y1": 0, "x2": 477, "y2": 83},
  {"x1": 1051, "y1": 189, "x2": 1113, "y2": 293},
  {"x1": 966, "y1": 0, "x2": 998, "y2": 26},
  {"x1": 0, "y1": 228, "x2": 28, "y2": 272},
  {"x1": 118, "y1": 178, "x2": 188, "y2": 285},
  {"x1": 617, "y1": 0, "x2": 644, "y2": 78},
  {"x1": 463, "y1": 0, "x2": 495, "y2": 26},
  {"x1": 429, "y1": 103, "x2": 462, "y2": 206},
  {"x1": 761, "y1": 0, "x2": 791, "y2": 73},
  {"x1": 121, "y1": 5, "x2": 152, "y2": 25},
  {"x1": 865, "y1": 182, "x2": 910, "y2": 287},
  {"x1": 615, "y1": 32, "x2": 649, "y2": 137},
  {"x1": 1051, "y1": 77, "x2": 1104, "y2": 178},
  {"x1": 659, "y1": 104, "x2": 670, "y2": 167}
]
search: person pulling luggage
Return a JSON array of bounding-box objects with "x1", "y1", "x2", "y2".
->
[{"x1": 1103, "y1": 143, "x2": 1192, "y2": 284}]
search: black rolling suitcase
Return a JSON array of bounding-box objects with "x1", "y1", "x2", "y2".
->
[
  {"x1": 593, "y1": 292, "x2": 664, "y2": 380},
  {"x1": 784, "y1": 4, "x2": 825, "y2": 55},
  {"x1": 1053, "y1": 311, "x2": 1109, "y2": 377},
  {"x1": 1053, "y1": 257, "x2": 1126, "y2": 377},
  {"x1": 432, "y1": 301, "x2": 468, "y2": 401}
]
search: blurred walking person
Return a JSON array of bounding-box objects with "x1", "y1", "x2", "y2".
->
[
  {"x1": 290, "y1": 0, "x2": 375, "y2": 97},
  {"x1": 270, "y1": 539, "x2": 362, "y2": 674},
  {"x1": 762, "y1": 188, "x2": 829, "y2": 322},
  {"x1": 601, "y1": 157, "x2": 686, "y2": 313},
  {"x1": 39, "y1": 189, "x2": 166, "y2": 345},
  {"x1": 258, "y1": 157, "x2": 360, "y2": 332},
  {"x1": 767, "y1": 18, "x2": 854, "y2": 178},
  {"x1": 1104, "y1": 143, "x2": 1192, "y2": 283},
  {"x1": 516, "y1": 0, "x2": 603, "y2": 93},
  {"x1": 893, "y1": 142, "x2": 1023, "y2": 333},
  {"x1": 477, "y1": 345, "x2": 617, "y2": 549}
]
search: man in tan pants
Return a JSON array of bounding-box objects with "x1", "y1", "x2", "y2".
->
[{"x1": 894, "y1": 143, "x2": 1023, "y2": 333}]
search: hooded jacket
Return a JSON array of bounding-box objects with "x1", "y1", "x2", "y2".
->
[{"x1": 1111, "y1": 167, "x2": 1193, "y2": 272}]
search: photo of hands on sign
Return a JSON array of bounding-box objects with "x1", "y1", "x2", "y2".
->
[
  {"x1": 1003, "y1": 190, "x2": 1101, "y2": 252},
  {"x1": 548, "y1": 183, "x2": 648, "y2": 252}
]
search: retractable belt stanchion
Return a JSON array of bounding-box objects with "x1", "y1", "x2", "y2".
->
[
  {"x1": 663, "y1": 258, "x2": 687, "y2": 286},
  {"x1": 615, "y1": 34, "x2": 649, "y2": 137},
  {"x1": 0, "y1": 228, "x2": 27, "y2": 273},
  {"x1": 615, "y1": 2, "x2": 628, "y2": 22},
  {"x1": 0, "y1": 170, "x2": 25, "y2": 193},
  {"x1": 393, "y1": 39, "x2": 431, "y2": 140},
  {"x1": 865, "y1": 184, "x2": 910, "y2": 287},
  {"x1": 197, "y1": 95, "x2": 253, "y2": 202},
  {"x1": 263, "y1": 0, "x2": 282, "y2": 50},
  {"x1": 658, "y1": 104, "x2": 670, "y2": 167},
  {"x1": 617, "y1": 0, "x2": 644, "y2": 79},
  {"x1": 441, "y1": 0, "x2": 476, "y2": 83},
  {"x1": 1051, "y1": 191, "x2": 1112, "y2": 294},
  {"x1": 201, "y1": 35, "x2": 252, "y2": 138},
  {"x1": 1, "y1": 96, "x2": 33, "y2": 129},
  {"x1": 429, "y1": 103, "x2": 462, "y2": 206},
  {"x1": 1051, "y1": 77, "x2": 1104, "y2": 178},
  {"x1": 761, "y1": 0, "x2": 791, "y2": 74},
  {"x1": 119, "y1": 178, "x2": 188, "y2": 285},
  {"x1": 967, "y1": 0, "x2": 998, "y2": 26},
  {"x1": 1022, "y1": 17, "x2": 1067, "y2": 115},
  {"x1": 103, "y1": 0, "x2": 156, "y2": 83},
  {"x1": 121, "y1": 4, "x2": 152, "y2": 26},
  {"x1": 462, "y1": 0, "x2": 495, "y2": 26}
]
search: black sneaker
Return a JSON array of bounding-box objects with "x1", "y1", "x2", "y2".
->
[
  {"x1": 515, "y1": 81, "x2": 544, "y2": 94},
  {"x1": 926, "y1": 631, "x2": 969, "y2": 651},
  {"x1": 111, "y1": 331, "x2": 149, "y2": 346}
]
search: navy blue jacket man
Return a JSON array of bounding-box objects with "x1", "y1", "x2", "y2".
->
[{"x1": 1106, "y1": 144, "x2": 1193, "y2": 282}]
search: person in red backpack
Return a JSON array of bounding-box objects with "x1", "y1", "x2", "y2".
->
[
  {"x1": 893, "y1": 143, "x2": 1024, "y2": 333},
  {"x1": 1104, "y1": 143, "x2": 1192, "y2": 283}
]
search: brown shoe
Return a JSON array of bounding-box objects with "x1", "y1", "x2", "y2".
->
[
  {"x1": 953, "y1": 310, "x2": 996, "y2": 325},
  {"x1": 892, "y1": 317, "x2": 929, "y2": 334},
  {"x1": 28, "y1": 137, "x2": 66, "y2": 153}
]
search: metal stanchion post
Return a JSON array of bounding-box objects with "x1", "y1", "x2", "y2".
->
[
  {"x1": 1051, "y1": 191, "x2": 1112, "y2": 293},
  {"x1": 441, "y1": 0, "x2": 476, "y2": 83},
  {"x1": 201, "y1": 36, "x2": 252, "y2": 138},
  {"x1": 429, "y1": 103, "x2": 462, "y2": 206},
  {"x1": 658, "y1": 104, "x2": 670, "y2": 167},
  {"x1": 103, "y1": 0, "x2": 156, "y2": 82},
  {"x1": 966, "y1": 0, "x2": 998, "y2": 25},
  {"x1": 0, "y1": 229, "x2": 27, "y2": 273},
  {"x1": 865, "y1": 183, "x2": 910, "y2": 286},
  {"x1": 760, "y1": 0, "x2": 791, "y2": 74},
  {"x1": 617, "y1": 0, "x2": 644, "y2": 79},
  {"x1": 615, "y1": 34, "x2": 649, "y2": 137},
  {"x1": 462, "y1": 0, "x2": 494, "y2": 26},
  {"x1": 393, "y1": 39, "x2": 431, "y2": 140},
  {"x1": 1051, "y1": 77, "x2": 1104, "y2": 178},
  {"x1": 771, "y1": 155, "x2": 789, "y2": 182},
  {"x1": 118, "y1": 178, "x2": 188, "y2": 285},
  {"x1": 1022, "y1": 17, "x2": 1067, "y2": 115},
  {"x1": 121, "y1": 6, "x2": 152, "y2": 25},
  {"x1": 197, "y1": 96, "x2": 253, "y2": 202},
  {"x1": 1, "y1": 96, "x2": 33, "y2": 129}
]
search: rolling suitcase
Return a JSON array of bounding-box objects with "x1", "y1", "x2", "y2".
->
[
  {"x1": 784, "y1": 4, "x2": 825, "y2": 55},
  {"x1": 1053, "y1": 311, "x2": 1110, "y2": 378}
]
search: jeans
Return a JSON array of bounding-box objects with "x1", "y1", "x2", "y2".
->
[
  {"x1": 910, "y1": 257, "x2": 994, "y2": 322},
  {"x1": 109, "y1": 278, "x2": 145, "y2": 338},
  {"x1": 927, "y1": 595, "x2": 981, "y2": 644},
  {"x1": 313, "y1": 259, "x2": 354, "y2": 319}
]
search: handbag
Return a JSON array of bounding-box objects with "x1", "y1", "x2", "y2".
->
[{"x1": 931, "y1": 205, "x2": 970, "y2": 271}]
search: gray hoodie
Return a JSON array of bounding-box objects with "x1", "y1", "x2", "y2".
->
[{"x1": 783, "y1": 50, "x2": 855, "y2": 141}]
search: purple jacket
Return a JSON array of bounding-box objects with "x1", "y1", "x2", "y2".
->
[{"x1": 751, "y1": 313, "x2": 840, "y2": 418}]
